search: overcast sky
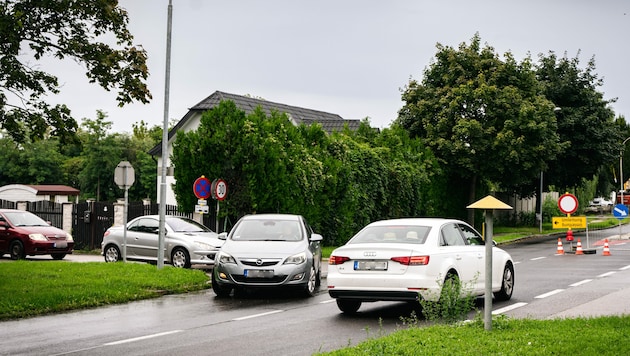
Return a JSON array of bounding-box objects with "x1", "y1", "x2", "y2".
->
[{"x1": 46, "y1": 0, "x2": 630, "y2": 134}]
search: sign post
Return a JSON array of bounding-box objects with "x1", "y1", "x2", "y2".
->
[
  {"x1": 114, "y1": 161, "x2": 135, "y2": 263},
  {"x1": 193, "y1": 176, "x2": 211, "y2": 220},
  {"x1": 613, "y1": 203, "x2": 629, "y2": 239},
  {"x1": 557, "y1": 193, "x2": 579, "y2": 247},
  {"x1": 211, "y1": 178, "x2": 228, "y2": 232}
]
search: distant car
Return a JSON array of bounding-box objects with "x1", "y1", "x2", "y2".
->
[
  {"x1": 101, "y1": 215, "x2": 223, "y2": 268},
  {"x1": 327, "y1": 218, "x2": 514, "y2": 314},
  {"x1": 586, "y1": 197, "x2": 613, "y2": 213},
  {"x1": 0, "y1": 209, "x2": 74, "y2": 260},
  {"x1": 212, "y1": 214, "x2": 323, "y2": 297}
]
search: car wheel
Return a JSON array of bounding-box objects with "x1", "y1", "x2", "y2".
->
[
  {"x1": 9, "y1": 240, "x2": 25, "y2": 260},
  {"x1": 171, "y1": 247, "x2": 191, "y2": 268},
  {"x1": 51, "y1": 253, "x2": 66, "y2": 260},
  {"x1": 315, "y1": 267, "x2": 322, "y2": 287},
  {"x1": 494, "y1": 262, "x2": 514, "y2": 301},
  {"x1": 336, "y1": 299, "x2": 361, "y2": 314},
  {"x1": 440, "y1": 272, "x2": 461, "y2": 303},
  {"x1": 211, "y1": 270, "x2": 232, "y2": 297},
  {"x1": 103, "y1": 244, "x2": 121, "y2": 263},
  {"x1": 303, "y1": 266, "x2": 317, "y2": 297}
]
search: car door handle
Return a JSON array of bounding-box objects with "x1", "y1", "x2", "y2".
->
[{"x1": 455, "y1": 254, "x2": 462, "y2": 260}]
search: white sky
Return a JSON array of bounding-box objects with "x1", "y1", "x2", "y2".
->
[{"x1": 45, "y1": 0, "x2": 630, "y2": 134}]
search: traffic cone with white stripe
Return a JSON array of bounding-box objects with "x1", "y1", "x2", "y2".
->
[
  {"x1": 575, "y1": 238, "x2": 584, "y2": 255},
  {"x1": 602, "y1": 239, "x2": 611, "y2": 256},
  {"x1": 555, "y1": 238, "x2": 564, "y2": 255}
]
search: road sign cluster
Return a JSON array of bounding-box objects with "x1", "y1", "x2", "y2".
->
[{"x1": 193, "y1": 176, "x2": 228, "y2": 214}]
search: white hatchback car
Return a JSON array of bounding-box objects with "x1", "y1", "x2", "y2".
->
[{"x1": 327, "y1": 218, "x2": 514, "y2": 314}]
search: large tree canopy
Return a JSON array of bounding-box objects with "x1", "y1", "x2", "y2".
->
[
  {"x1": 397, "y1": 34, "x2": 564, "y2": 222},
  {"x1": 0, "y1": 0, "x2": 151, "y2": 143}
]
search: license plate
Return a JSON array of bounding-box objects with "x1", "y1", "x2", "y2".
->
[
  {"x1": 54, "y1": 241, "x2": 67, "y2": 248},
  {"x1": 354, "y1": 261, "x2": 388, "y2": 271},
  {"x1": 244, "y1": 269, "x2": 274, "y2": 278}
]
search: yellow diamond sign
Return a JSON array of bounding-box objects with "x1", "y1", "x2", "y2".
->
[{"x1": 552, "y1": 216, "x2": 586, "y2": 229}]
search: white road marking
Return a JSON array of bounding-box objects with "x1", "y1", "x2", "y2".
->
[
  {"x1": 320, "y1": 299, "x2": 336, "y2": 304},
  {"x1": 620, "y1": 265, "x2": 630, "y2": 271},
  {"x1": 534, "y1": 289, "x2": 564, "y2": 299},
  {"x1": 598, "y1": 271, "x2": 616, "y2": 278},
  {"x1": 569, "y1": 279, "x2": 593, "y2": 287},
  {"x1": 492, "y1": 302, "x2": 528, "y2": 315},
  {"x1": 104, "y1": 330, "x2": 183, "y2": 346},
  {"x1": 530, "y1": 257, "x2": 546, "y2": 261},
  {"x1": 232, "y1": 309, "x2": 284, "y2": 321}
]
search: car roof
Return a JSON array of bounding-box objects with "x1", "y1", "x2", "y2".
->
[
  {"x1": 240, "y1": 214, "x2": 301, "y2": 221},
  {"x1": 367, "y1": 218, "x2": 465, "y2": 227}
]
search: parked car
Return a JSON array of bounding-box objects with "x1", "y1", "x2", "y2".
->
[
  {"x1": 0, "y1": 209, "x2": 74, "y2": 260},
  {"x1": 586, "y1": 197, "x2": 614, "y2": 213},
  {"x1": 101, "y1": 215, "x2": 223, "y2": 268},
  {"x1": 327, "y1": 218, "x2": 514, "y2": 314},
  {"x1": 212, "y1": 214, "x2": 323, "y2": 297}
]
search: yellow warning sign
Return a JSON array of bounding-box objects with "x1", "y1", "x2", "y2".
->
[{"x1": 552, "y1": 216, "x2": 586, "y2": 229}]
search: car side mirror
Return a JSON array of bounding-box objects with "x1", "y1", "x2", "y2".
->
[
  {"x1": 0, "y1": 221, "x2": 7, "y2": 229},
  {"x1": 218, "y1": 232, "x2": 228, "y2": 240},
  {"x1": 310, "y1": 233, "x2": 323, "y2": 242}
]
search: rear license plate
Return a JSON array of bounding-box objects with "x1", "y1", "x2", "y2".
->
[
  {"x1": 244, "y1": 269, "x2": 274, "y2": 278},
  {"x1": 54, "y1": 241, "x2": 67, "y2": 248},
  {"x1": 354, "y1": 261, "x2": 388, "y2": 271}
]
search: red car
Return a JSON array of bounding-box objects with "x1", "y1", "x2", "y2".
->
[{"x1": 0, "y1": 209, "x2": 74, "y2": 260}]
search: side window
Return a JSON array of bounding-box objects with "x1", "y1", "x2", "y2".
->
[
  {"x1": 127, "y1": 220, "x2": 141, "y2": 232},
  {"x1": 458, "y1": 224, "x2": 484, "y2": 245},
  {"x1": 131, "y1": 218, "x2": 159, "y2": 234},
  {"x1": 440, "y1": 223, "x2": 466, "y2": 246}
]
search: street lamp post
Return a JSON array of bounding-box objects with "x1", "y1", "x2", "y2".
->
[{"x1": 620, "y1": 137, "x2": 630, "y2": 206}]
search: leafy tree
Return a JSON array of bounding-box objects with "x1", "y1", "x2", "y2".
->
[
  {"x1": 397, "y1": 34, "x2": 563, "y2": 223},
  {"x1": 536, "y1": 52, "x2": 622, "y2": 194},
  {"x1": 0, "y1": 136, "x2": 67, "y2": 185},
  {"x1": 0, "y1": 0, "x2": 151, "y2": 143}
]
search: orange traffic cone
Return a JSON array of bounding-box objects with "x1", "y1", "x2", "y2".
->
[
  {"x1": 555, "y1": 238, "x2": 565, "y2": 255},
  {"x1": 575, "y1": 238, "x2": 584, "y2": 255},
  {"x1": 602, "y1": 239, "x2": 611, "y2": 256}
]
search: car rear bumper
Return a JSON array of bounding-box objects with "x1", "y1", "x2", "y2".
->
[{"x1": 328, "y1": 289, "x2": 420, "y2": 302}]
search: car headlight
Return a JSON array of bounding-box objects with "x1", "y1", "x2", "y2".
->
[
  {"x1": 194, "y1": 241, "x2": 213, "y2": 250},
  {"x1": 29, "y1": 233, "x2": 47, "y2": 241},
  {"x1": 284, "y1": 252, "x2": 306, "y2": 265},
  {"x1": 217, "y1": 252, "x2": 236, "y2": 265}
]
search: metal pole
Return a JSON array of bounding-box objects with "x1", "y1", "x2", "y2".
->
[
  {"x1": 539, "y1": 171, "x2": 543, "y2": 233},
  {"x1": 123, "y1": 168, "x2": 128, "y2": 262},
  {"x1": 484, "y1": 209, "x2": 493, "y2": 331},
  {"x1": 157, "y1": 0, "x2": 173, "y2": 269}
]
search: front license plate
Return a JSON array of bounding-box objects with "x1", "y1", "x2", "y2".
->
[
  {"x1": 354, "y1": 261, "x2": 388, "y2": 271},
  {"x1": 244, "y1": 269, "x2": 274, "y2": 278},
  {"x1": 54, "y1": 241, "x2": 67, "y2": 248}
]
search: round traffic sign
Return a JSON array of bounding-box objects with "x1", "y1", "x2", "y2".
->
[
  {"x1": 193, "y1": 176, "x2": 211, "y2": 199},
  {"x1": 212, "y1": 178, "x2": 228, "y2": 201},
  {"x1": 558, "y1": 193, "x2": 578, "y2": 214}
]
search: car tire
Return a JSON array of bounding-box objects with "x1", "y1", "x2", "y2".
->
[
  {"x1": 494, "y1": 262, "x2": 514, "y2": 301},
  {"x1": 9, "y1": 240, "x2": 25, "y2": 260},
  {"x1": 211, "y1": 271, "x2": 232, "y2": 297},
  {"x1": 303, "y1": 266, "x2": 317, "y2": 297},
  {"x1": 103, "y1": 244, "x2": 121, "y2": 263},
  {"x1": 440, "y1": 272, "x2": 461, "y2": 303},
  {"x1": 336, "y1": 299, "x2": 361, "y2": 314},
  {"x1": 171, "y1": 247, "x2": 191, "y2": 268},
  {"x1": 51, "y1": 253, "x2": 66, "y2": 260}
]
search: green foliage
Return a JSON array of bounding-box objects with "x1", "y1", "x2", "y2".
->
[
  {"x1": 419, "y1": 274, "x2": 477, "y2": 324},
  {"x1": 0, "y1": 0, "x2": 151, "y2": 143},
  {"x1": 397, "y1": 34, "x2": 563, "y2": 220},
  {"x1": 0, "y1": 261, "x2": 208, "y2": 320},
  {"x1": 542, "y1": 195, "x2": 562, "y2": 223},
  {"x1": 171, "y1": 101, "x2": 438, "y2": 245}
]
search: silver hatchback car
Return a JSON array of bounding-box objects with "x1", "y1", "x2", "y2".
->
[
  {"x1": 101, "y1": 215, "x2": 223, "y2": 268},
  {"x1": 212, "y1": 214, "x2": 323, "y2": 297}
]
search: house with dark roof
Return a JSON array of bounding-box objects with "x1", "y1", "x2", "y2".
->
[
  {"x1": 149, "y1": 91, "x2": 363, "y2": 205},
  {"x1": 0, "y1": 184, "x2": 80, "y2": 203}
]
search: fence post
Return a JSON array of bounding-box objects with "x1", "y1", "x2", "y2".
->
[
  {"x1": 114, "y1": 200, "x2": 125, "y2": 226},
  {"x1": 62, "y1": 202, "x2": 73, "y2": 235}
]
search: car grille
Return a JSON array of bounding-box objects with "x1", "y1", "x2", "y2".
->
[
  {"x1": 231, "y1": 275, "x2": 287, "y2": 283},
  {"x1": 239, "y1": 259, "x2": 280, "y2": 267}
]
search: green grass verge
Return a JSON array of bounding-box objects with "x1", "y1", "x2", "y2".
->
[
  {"x1": 0, "y1": 261, "x2": 209, "y2": 320},
  {"x1": 317, "y1": 316, "x2": 630, "y2": 355}
]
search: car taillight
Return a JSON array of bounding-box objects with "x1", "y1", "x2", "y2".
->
[
  {"x1": 329, "y1": 255, "x2": 350, "y2": 265},
  {"x1": 103, "y1": 231, "x2": 110, "y2": 237},
  {"x1": 391, "y1": 256, "x2": 429, "y2": 266}
]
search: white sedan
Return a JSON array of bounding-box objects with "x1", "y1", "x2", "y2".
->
[{"x1": 327, "y1": 218, "x2": 514, "y2": 314}]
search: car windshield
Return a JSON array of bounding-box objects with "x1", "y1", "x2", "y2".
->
[
  {"x1": 166, "y1": 217, "x2": 213, "y2": 233},
  {"x1": 231, "y1": 219, "x2": 302, "y2": 241},
  {"x1": 348, "y1": 225, "x2": 431, "y2": 244},
  {"x1": 2, "y1": 211, "x2": 49, "y2": 227}
]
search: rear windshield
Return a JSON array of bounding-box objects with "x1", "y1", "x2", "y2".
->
[{"x1": 348, "y1": 225, "x2": 430, "y2": 244}]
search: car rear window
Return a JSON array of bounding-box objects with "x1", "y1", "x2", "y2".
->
[{"x1": 348, "y1": 225, "x2": 430, "y2": 244}]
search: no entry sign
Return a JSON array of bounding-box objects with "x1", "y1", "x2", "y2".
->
[{"x1": 557, "y1": 193, "x2": 578, "y2": 215}]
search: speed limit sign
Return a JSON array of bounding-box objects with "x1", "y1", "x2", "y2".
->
[{"x1": 212, "y1": 178, "x2": 228, "y2": 201}]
